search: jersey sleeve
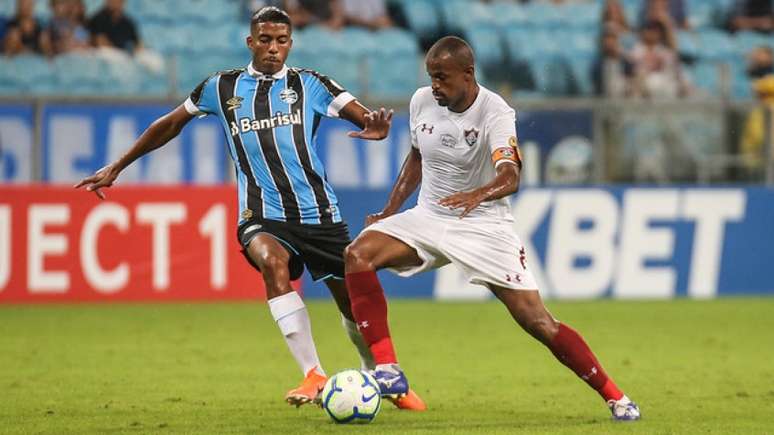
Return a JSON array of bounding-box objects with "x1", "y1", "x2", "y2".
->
[
  {"x1": 408, "y1": 90, "x2": 422, "y2": 149},
  {"x1": 486, "y1": 108, "x2": 521, "y2": 169},
  {"x1": 306, "y1": 72, "x2": 356, "y2": 118},
  {"x1": 184, "y1": 75, "x2": 219, "y2": 117}
]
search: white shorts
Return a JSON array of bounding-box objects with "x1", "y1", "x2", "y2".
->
[{"x1": 363, "y1": 207, "x2": 538, "y2": 291}]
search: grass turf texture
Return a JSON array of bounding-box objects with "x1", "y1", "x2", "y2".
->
[{"x1": 1, "y1": 299, "x2": 773, "y2": 434}]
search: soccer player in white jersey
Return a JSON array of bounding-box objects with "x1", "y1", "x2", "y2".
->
[{"x1": 343, "y1": 37, "x2": 641, "y2": 421}]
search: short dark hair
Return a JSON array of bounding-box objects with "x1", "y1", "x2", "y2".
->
[
  {"x1": 427, "y1": 36, "x2": 475, "y2": 69},
  {"x1": 251, "y1": 6, "x2": 292, "y2": 31}
]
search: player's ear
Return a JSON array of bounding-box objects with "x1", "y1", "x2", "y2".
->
[{"x1": 246, "y1": 35, "x2": 253, "y2": 49}]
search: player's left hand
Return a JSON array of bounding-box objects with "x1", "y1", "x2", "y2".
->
[
  {"x1": 349, "y1": 108, "x2": 393, "y2": 140},
  {"x1": 439, "y1": 190, "x2": 487, "y2": 219}
]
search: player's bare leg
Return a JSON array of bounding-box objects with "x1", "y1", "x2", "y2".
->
[
  {"x1": 489, "y1": 286, "x2": 640, "y2": 420},
  {"x1": 344, "y1": 230, "x2": 427, "y2": 410},
  {"x1": 246, "y1": 234, "x2": 326, "y2": 407}
]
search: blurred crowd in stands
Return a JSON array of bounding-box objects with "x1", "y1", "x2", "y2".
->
[
  {"x1": 594, "y1": 0, "x2": 774, "y2": 99},
  {"x1": 2, "y1": 0, "x2": 137, "y2": 56},
  {"x1": 1, "y1": 0, "x2": 774, "y2": 104}
]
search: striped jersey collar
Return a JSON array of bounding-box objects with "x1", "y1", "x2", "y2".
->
[{"x1": 247, "y1": 62, "x2": 288, "y2": 79}]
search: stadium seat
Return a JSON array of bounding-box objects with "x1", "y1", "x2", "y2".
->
[
  {"x1": 142, "y1": 21, "x2": 187, "y2": 54},
  {"x1": 530, "y1": 56, "x2": 577, "y2": 96},
  {"x1": 465, "y1": 27, "x2": 504, "y2": 72},
  {"x1": 677, "y1": 30, "x2": 699, "y2": 60},
  {"x1": 686, "y1": 0, "x2": 716, "y2": 29},
  {"x1": 395, "y1": 0, "x2": 440, "y2": 41},
  {"x1": 568, "y1": 56, "x2": 595, "y2": 96},
  {"x1": 437, "y1": 0, "x2": 468, "y2": 34},
  {"x1": 134, "y1": 0, "x2": 172, "y2": 22},
  {"x1": 372, "y1": 28, "x2": 419, "y2": 57},
  {"x1": 505, "y1": 29, "x2": 561, "y2": 65},
  {"x1": 489, "y1": 2, "x2": 528, "y2": 30},
  {"x1": 695, "y1": 30, "x2": 736, "y2": 61},
  {"x1": 8, "y1": 55, "x2": 55, "y2": 92},
  {"x1": 54, "y1": 54, "x2": 109, "y2": 95},
  {"x1": 365, "y1": 56, "x2": 419, "y2": 100},
  {"x1": 689, "y1": 61, "x2": 721, "y2": 96}
]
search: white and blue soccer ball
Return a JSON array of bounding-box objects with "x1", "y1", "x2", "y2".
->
[{"x1": 321, "y1": 369, "x2": 381, "y2": 424}]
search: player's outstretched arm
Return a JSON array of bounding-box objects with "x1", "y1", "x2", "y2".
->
[
  {"x1": 339, "y1": 101, "x2": 393, "y2": 141},
  {"x1": 439, "y1": 162, "x2": 520, "y2": 219},
  {"x1": 74, "y1": 104, "x2": 195, "y2": 199},
  {"x1": 365, "y1": 147, "x2": 422, "y2": 227}
]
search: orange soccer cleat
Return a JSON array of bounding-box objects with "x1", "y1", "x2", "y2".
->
[
  {"x1": 285, "y1": 366, "x2": 327, "y2": 407},
  {"x1": 387, "y1": 389, "x2": 427, "y2": 411}
]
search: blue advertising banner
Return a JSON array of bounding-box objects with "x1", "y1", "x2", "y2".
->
[
  {"x1": 304, "y1": 187, "x2": 774, "y2": 300},
  {"x1": 0, "y1": 104, "x2": 34, "y2": 183},
  {"x1": 518, "y1": 110, "x2": 594, "y2": 185},
  {"x1": 40, "y1": 104, "x2": 229, "y2": 184}
]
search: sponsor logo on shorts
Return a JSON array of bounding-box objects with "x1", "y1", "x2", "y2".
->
[{"x1": 506, "y1": 273, "x2": 523, "y2": 283}]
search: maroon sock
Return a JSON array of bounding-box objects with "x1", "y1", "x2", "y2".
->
[
  {"x1": 548, "y1": 323, "x2": 624, "y2": 402},
  {"x1": 345, "y1": 271, "x2": 397, "y2": 364}
]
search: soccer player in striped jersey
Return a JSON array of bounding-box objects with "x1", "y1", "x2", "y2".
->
[{"x1": 75, "y1": 6, "x2": 425, "y2": 410}]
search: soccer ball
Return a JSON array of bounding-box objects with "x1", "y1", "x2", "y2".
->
[{"x1": 321, "y1": 369, "x2": 381, "y2": 424}]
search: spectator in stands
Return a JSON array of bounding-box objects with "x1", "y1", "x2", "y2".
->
[
  {"x1": 747, "y1": 46, "x2": 774, "y2": 79},
  {"x1": 639, "y1": 0, "x2": 679, "y2": 49},
  {"x1": 285, "y1": 0, "x2": 345, "y2": 30},
  {"x1": 89, "y1": 0, "x2": 164, "y2": 73},
  {"x1": 592, "y1": 28, "x2": 635, "y2": 97},
  {"x1": 629, "y1": 20, "x2": 690, "y2": 98},
  {"x1": 341, "y1": 0, "x2": 393, "y2": 30},
  {"x1": 740, "y1": 75, "x2": 774, "y2": 175},
  {"x1": 2, "y1": 0, "x2": 50, "y2": 56},
  {"x1": 728, "y1": 0, "x2": 774, "y2": 33},
  {"x1": 45, "y1": 0, "x2": 90, "y2": 55},
  {"x1": 88, "y1": 0, "x2": 139, "y2": 52},
  {"x1": 639, "y1": 0, "x2": 689, "y2": 30},
  {"x1": 602, "y1": 0, "x2": 631, "y2": 34}
]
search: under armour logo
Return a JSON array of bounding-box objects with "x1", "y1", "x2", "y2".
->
[
  {"x1": 519, "y1": 247, "x2": 527, "y2": 270},
  {"x1": 420, "y1": 123, "x2": 434, "y2": 134},
  {"x1": 357, "y1": 321, "x2": 370, "y2": 330},
  {"x1": 581, "y1": 366, "x2": 598, "y2": 380}
]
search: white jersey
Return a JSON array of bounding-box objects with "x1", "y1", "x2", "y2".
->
[{"x1": 410, "y1": 85, "x2": 519, "y2": 220}]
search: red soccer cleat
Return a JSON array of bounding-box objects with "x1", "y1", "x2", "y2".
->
[
  {"x1": 285, "y1": 366, "x2": 327, "y2": 407},
  {"x1": 387, "y1": 389, "x2": 427, "y2": 411}
]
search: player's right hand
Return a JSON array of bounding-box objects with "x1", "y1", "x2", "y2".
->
[
  {"x1": 365, "y1": 211, "x2": 391, "y2": 227},
  {"x1": 74, "y1": 163, "x2": 120, "y2": 200}
]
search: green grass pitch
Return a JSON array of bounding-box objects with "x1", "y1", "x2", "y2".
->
[{"x1": 1, "y1": 298, "x2": 773, "y2": 434}]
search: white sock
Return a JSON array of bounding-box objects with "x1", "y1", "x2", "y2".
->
[
  {"x1": 341, "y1": 314, "x2": 376, "y2": 371},
  {"x1": 268, "y1": 291, "x2": 324, "y2": 376}
]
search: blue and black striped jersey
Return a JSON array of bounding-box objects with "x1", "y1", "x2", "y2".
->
[{"x1": 184, "y1": 63, "x2": 355, "y2": 225}]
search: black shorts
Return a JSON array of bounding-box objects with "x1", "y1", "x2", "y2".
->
[{"x1": 237, "y1": 218, "x2": 351, "y2": 282}]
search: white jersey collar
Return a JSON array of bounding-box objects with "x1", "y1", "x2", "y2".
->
[{"x1": 247, "y1": 62, "x2": 288, "y2": 79}]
